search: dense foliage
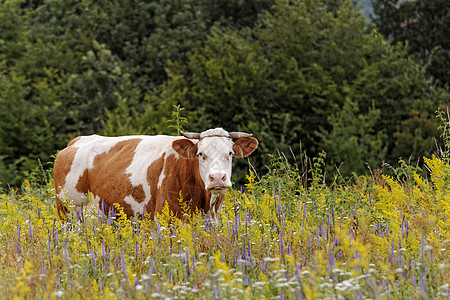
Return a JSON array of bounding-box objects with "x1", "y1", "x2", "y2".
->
[
  {"x1": 1, "y1": 0, "x2": 449, "y2": 187},
  {"x1": 2, "y1": 153, "x2": 450, "y2": 298},
  {"x1": 373, "y1": 0, "x2": 450, "y2": 87}
]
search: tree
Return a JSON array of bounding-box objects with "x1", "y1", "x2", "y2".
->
[
  {"x1": 322, "y1": 98, "x2": 387, "y2": 176},
  {"x1": 373, "y1": 0, "x2": 450, "y2": 87},
  {"x1": 0, "y1": 0, "x2": 138, "y2": 185},
  {"x1": 119, "y1": 0, "x2": 447, "y2": 180},
  {"x1": 0, "y1": 0, "x2": 274, "y2": 186}
]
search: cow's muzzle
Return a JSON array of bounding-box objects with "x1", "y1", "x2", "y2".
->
[{"x1": 207, "y1": 173, "x2": 231, "y2": 192}]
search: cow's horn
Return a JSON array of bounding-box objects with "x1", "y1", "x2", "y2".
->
[
  {"x1": 181, "y1": 131, "x2": 201, "y2": 139},
  {"x1": 229, "y1": 132, "x2": 253, "y2": 139}
]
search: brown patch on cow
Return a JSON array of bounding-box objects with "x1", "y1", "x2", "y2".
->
[
  {"x1": 150, "y1": 153, "x2": 213, "y2": 220},
  {"x1": 131, "y1": 184, "x2": 146, "y2": 203},
  {"x1": 54, "y1": 144, "x2": 79, "y2": 195},
  {"x1": 54, "y1": 138, "x2": 81, "y2": 220},
  {"x1": 87, "y1": 138, "x2": 143, "y2": 218},
  {"x1": 75, "y1": 169, "x2": 89, "y2": 194}
]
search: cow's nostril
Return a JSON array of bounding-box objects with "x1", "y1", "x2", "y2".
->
[
  {"x1": 221, "y1": 174, "x2": 226, "y2": 182},
  {"x1": 209, "y1": 174, "x2": 215, "y2": 182}
]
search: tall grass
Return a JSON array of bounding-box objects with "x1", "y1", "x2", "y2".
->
[{"x1": 1, "y1": 153, "x2": 450, "y2": 299}]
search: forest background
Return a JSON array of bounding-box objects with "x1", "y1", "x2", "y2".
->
[{"x1": 0, "y1": 0, "x2": 449, "y2": 187}]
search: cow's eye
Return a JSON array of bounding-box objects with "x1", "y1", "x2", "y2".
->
[
  {"x1": 229, "y1": 151, "x2": 233, "y2": 156},
  {"x1": 198, "y1": 152, "x2": 206, "y2": 160}
]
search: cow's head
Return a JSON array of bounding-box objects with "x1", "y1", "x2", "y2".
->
[{"x1": 172, "y1": 128, "x2": 258, "y2": 194}]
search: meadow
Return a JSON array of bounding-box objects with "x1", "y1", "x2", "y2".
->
[{"x1": 1, "y1": 152, "x2": 450, "y2": 299}]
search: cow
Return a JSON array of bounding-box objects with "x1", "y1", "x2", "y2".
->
[{"x1": 54, "y1": 128, "x2": 258, "y2": 222}]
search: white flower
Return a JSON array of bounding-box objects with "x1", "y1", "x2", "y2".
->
[
  {"x1": 53, "y1": 291, "x2": 63, "y2": 297},
  {"x1": 141, "y1": 274, "x2": 151, "y2": 281}
]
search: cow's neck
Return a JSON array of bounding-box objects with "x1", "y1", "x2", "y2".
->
[
  {"x1": 162, "y1": 155, "x2": 221, "y2": 219},
  {"x1": 191, "y1": 158, "x2": 214, "y2": 213},
  {"x1": 172, "y1": 156, "x2": 211, "y2": 215}
]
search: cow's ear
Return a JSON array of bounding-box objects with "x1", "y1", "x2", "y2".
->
[
  {"x1": 172, "y1": 139, "x2": 198, "y2": 158},
  {"x1": 233, "y1": 137, "x2": 258, "y2": 158}
]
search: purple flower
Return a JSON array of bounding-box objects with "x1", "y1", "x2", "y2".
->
[
  {"x1": 28, "y1": 216, "x2": 33, "y2": 240},
  {"x1": 192, "y1": 255, "x2": 197, "y2": 274},
  {"x1": 121, "y1": 255, "x2": 129, "y2": 280},
  {"x1": 185, "y1": 249, "x2": 190, "y2": 276},
  {"x1": 419, "y1": 267, "x2": 428, "y2": 299},
  {"x1": 295, "y1": 262, "x2": 302, "y2": 281},
  {"x1": 16, "y1": 226, "x2": 21, "y2": 254},
  {"x1": 63, "y1": 240, "x2": 69, "y2": 265},
  {"x1": 41, "y1": 257, "x2": 46, "y2": 274},
  {"x1": 316, "y1": 227, "x2": 320, "y2": 249},
  {"x1": 142, "y1": 204, "x2": 147, "y2": 220},
  {"x1": 328, "y1": 250, "x2": 335, "y2": 269},
  {"x1": 368, "y1": 192, "x2": 372, "y2": 205},
  {"x1": 421, "y1": 232, "x2": 426, "y2": 259},
  {"x1": 101, "y1": 200, "x2": 107, "y2": 215},
  {"x1": 90, "y1": 247, "x2": 96, "y2": 269},
  {"x1": 48, "y1": 233, "x2": 51, "y2": 254},
  {"x1": 405, "y1": 220, "x2": 410, "y2": 236},
  {"x1": 102, "y1": 240, "x2": 107, "y2": 259},
  {"x1": 279, "y1": 232, "x2": 284, "y2": 254}
]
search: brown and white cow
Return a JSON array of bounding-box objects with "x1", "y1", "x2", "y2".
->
[{"x1": 54, "y1": 128, "x2": 258, "y2": 221}]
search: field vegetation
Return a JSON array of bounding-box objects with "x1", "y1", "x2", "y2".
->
[
  {"x1": 2, "y1": 128, "x2": 450, "y2": 298},
  {"x1": 1, "y1": 0, "x2": 450, "y2": 186}
]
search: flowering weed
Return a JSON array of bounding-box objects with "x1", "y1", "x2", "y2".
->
[{"x1": 1, "y1": 156, "x2": 450, "y2": 298}]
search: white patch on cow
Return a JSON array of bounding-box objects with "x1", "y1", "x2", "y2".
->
[
  {"x1": 157, "y1": 171, "x2": 165, "y2": 189},
  {"x1": 125, "y1": 135, "x2": 181, "y2": 210},
  {"x1": 123, "y1": 195, "x2": 145, "y2": 216}
]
